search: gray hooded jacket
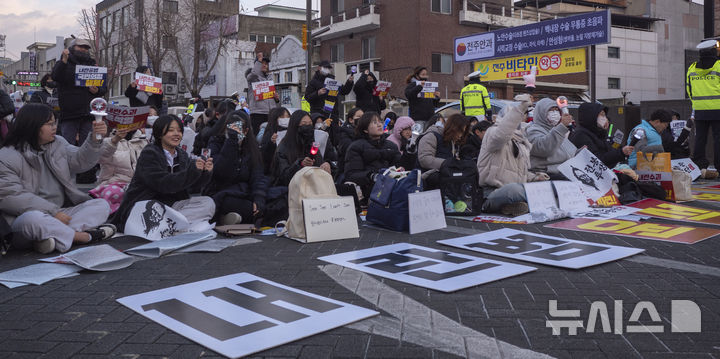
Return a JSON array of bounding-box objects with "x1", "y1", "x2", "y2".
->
[{"x1": 525, "y1": 98, "x2": 577, "y2": 174}]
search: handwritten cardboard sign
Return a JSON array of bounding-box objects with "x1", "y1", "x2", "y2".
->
[
  {"x1": 106, "y1": 105, "x2": 150, "y2": 131},
  {"x1": 523, "y1": 181, "x2": 558, "y2": 214},
  {"x1": 373, "y1": 81, "x2": 391, "y2": 97},
  {"x1": 408, "y1": 190, "x2": 447, "y2": 234},
  {"x1": 545, "y1": 218, "x2": 720, "y2": 244},
  {"x1": 558, "y1": 148, "x2": 617, "y2": 202},
  {"x1": 671, "y1": 158, "x2": 701, "y2": 181},
  {"x1": 301, "y1": 197, "x2": 358, "y2": 243},
  {"x1": 135, "y1": 72, "x2": 163, "y2": 94},
  {"x1": 552, "y1": 180, "x2": 591, "y2": 212},
  {"x1": 629, "y1": 199, "x2": 720, "y2": 226},
  {"x1": 251, "y1": 80, "x2": 275, "y2": 101},
  {"x1": 418, "y1": 81, "x2": 438, "y2": 98},
  {"x1": 74, "y1": 65, "x2": 107, "y2": 87}
]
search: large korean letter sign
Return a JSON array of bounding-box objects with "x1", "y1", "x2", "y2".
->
[
  {"x1": 318, "y1": 243, "x2": 536, "y2": 292},
  {"x1": 455, "y1": 10, "x2": 610, "y2": 63},
  {"x1": 117, "y1": 273, "x2": 378, "y2": 358},
  {"x1": 438, "y1": 228, "x2": 643, "y2": 269}
]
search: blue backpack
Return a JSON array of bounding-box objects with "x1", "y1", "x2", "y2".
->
[{"x1": 366, "y1": 169, "x2": 423, "y2": 231}]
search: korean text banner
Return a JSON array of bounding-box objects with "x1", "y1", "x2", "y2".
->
[
  {"x1": 455, "y1": 10, "x2": 610, "y2": 62},
  {"x1": 472, "y1": 48, "x2": 586, "y2": 82},
  {"x1": 74, "y1": 65, "x2": 107, "y2": 87},
  {"x1": 135, "y1": 72, "x2": 163, "y2": 94}
]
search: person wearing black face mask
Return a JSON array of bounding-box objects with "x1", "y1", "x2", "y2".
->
[
  {"x1": 304, "y1": 60, "x2": 354, "y2": 121},
  {"x1": 271, "y1": 110, "x2": 333, "y2": 186},
  {"x1": 30, "y1": 74, "x2": 57, "y2": 106},
  {"x1": 51, "y1": 38, "x2": 107, "y2": 183},
  {"x1": 353, "y1": 69, "x2": 386, "y2": 114},
  {"x1": 404, "y1": 66, "x2": 441, "y2": 124}
]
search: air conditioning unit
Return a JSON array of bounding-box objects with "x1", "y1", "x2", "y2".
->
[
  {"x1": 164, "y1": 84, "x2": 177, "y2": 95},
  {"x1": 179, "y1": 82, "x2": 188, "y2": 93}
]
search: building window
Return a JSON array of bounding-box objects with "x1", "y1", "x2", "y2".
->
[
  {"x1": 332, "y1": 0, "x2": 344, "y2": 13},
  {"x1": 285, "y1": 71, "x2": 293, "y2": 82},
  {"x1": 431, "y1": 0, "x2": 451, "y2": 14},
  {"x1": 608, "y1": 77, "x2": 621, "y2": 89},
  {"x1": 331, "y1": 43, "x2": 344, "y2": 63},
  {"x1": 362, "y1": 37, "x2": 375, "y2": 59},
  {"x1": 273, "y1": 73, "x2": 280, "y2": 83},
  {"x1": 113, "y1": 11, "x2": 120, "y2": 31},
  {"x1": 431, "y1": 53, "x2": 452, "y2": 74},
  {"x1": 123, "y1": 6, "x2": 132, "y2": 26},
  {"x1": 273, "y1": 36, "x2": 283, "y2": 43},
  {"x1": 249, "y1": 34, "x2": 257, "y2": 42},
  {"x1": 162, "y1": 36, "x2": 176, "y2": 49},
  {"x1": 164, "y1": 0, "x2": 178, "y2": 13},
  {"x1": 608, "y1": 46, "x2": 620, "y2": 59}
]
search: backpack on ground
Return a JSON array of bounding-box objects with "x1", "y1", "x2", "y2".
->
[
  {"x1": 278, "y1": 166, "x2": 338, "y2": 240},
  {"x1": 439, "y1": 159, "x2": 483, "y2": 215},
  {"x1": 366, "y1": 168, "x2": 423, "y2": 231}
]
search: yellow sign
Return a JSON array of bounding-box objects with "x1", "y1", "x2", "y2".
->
[{"x1": 472, "y1": 48, "x2": 586, "y2": 82}]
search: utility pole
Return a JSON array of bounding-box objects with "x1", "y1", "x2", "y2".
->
[
  {"x1": 305, "y1": 0, "x2": 312, "y2": 88},
  {"x1": 136, "y1": 0, "x2": 144, "y2": 69},
  {"x1": 704, "y1": 0, "x2": 714, "y2": 39}
]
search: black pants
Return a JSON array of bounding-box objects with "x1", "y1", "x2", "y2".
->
[
  {"x1": 693, "y1": 120, "x2": 720, "y2": 170},
  {"x1": 250, "y1": 113, "x2": 268, "y2": 136},
  {"x1": 217, "y1": 196, "x2": 255, "y2": 224}
]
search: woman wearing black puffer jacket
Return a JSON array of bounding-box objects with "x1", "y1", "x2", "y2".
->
[
  {"x1": 569, "y1": 102, "x2": 634, "y2": 168},
  {"x1": 353, "y1": 70, "x2": 386, "y2": 114},
  {"x1": 344, "y1": 112, "x2": 402, "y2": 199}
]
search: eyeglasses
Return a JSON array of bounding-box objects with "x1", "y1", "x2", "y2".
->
[{"x1": 44, "y1": 120, "x2": 58, "y2": 127}]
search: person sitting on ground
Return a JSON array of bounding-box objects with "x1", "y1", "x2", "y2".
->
[
  {"x1": 259, "y1": 107, "x2": 290, "y2": 175},
  {"x1": 194, "y1": 100, "x2": 232, "y2": 156},
  {"x1": 124, "y1": 66, "x2": 164, "y2": 109},
  {"x1": 381, "y1": 111, "x2": 398, "y2": 136},
  {"x1": 387, "y1": 116, "x2": 418, "y2": 170},
  {"x1": 271, "y1": 110, "x2": 333, "y2": 186},
  {"x1": 627, "y1": 109, "x2": 671, "y2": 169},
  {"x1": 90, "y1": 127, "x2": 149, "y2": 213},
  {"x1": 570, "y1": 103, "x2": 634, "y2": 168},
  {"x1": 112, "y1": 115, "x2": 215, "y2": 232},
  {"x1": 334, "y1": 107, "x2": 363, "y2": 174},
  {"x1": 0, "y1": 103, "x2": 116, "y2": 254},
  {"x1": 418, "y1": 113, "x2": 471, "y2": 188},
  {"x1": 661, "y1": 111, "x2": 693, "y2": 159},
  {"x1": 205, "y1": 110, "x2": 267, "y2": 226},
  {"x1": 461, "y1": 120, "x2": 492, "y2": 161},
  {"x1": 344, "y1": 112, "x2": 402, "y2": 200},
  {"x1": 477, "y1": 95, "x2": 550, "y2": 216},
  {"x1": 525, "y1": 97, "x2": 577, "y2": 179}
]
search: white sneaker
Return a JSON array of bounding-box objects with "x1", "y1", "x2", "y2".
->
[
  {"x1": 220, "y1": 212, "x2": 242, "y2": 226},
  {"x1": 33, "y1": 238, "x2": 56, "y2": 254}
]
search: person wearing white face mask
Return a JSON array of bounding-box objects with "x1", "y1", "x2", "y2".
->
[
  {"x1": 303, "y1": 60, "x2": 354, "y2": 122},
  {"x1": 570, "y1": 103, "x2": 633, "y2": 168},
  {"x1": 259, "y1": 107, "x2": 291, "y2": 175},
  {"x1": 525, "y1": 97, "x2": 577, "y2": 179}
]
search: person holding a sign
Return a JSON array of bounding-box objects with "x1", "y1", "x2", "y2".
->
[
  {"x1": 272, "y1": 110, "x2": 333, "y2": 186},
  {"x1": 627, "y1": 109, "x2": 671, "y2": 168},
  {"x1": 526, "y1": 98, "x2": 577, "y2": 179},
  {"x1": 404, "y1": 66, "x2": 441, "y2": 124},
  {"x1": 304, "y1": 60, "x2": 354, "y2": 121},
  {"x1": 0, "y1": 103, "x2": 116, "y2": 254},
  {"x1": 246, "y1": 53, "x2": 279, "y2": 134},
  {"x1": 125, "y1": 66, "x2": 164, "y2": 110},
  {"x1": 477, "y1": 94, "x2": 548, "y2": 216},
  {"x1": 353, "y1": 70, "x2": 386, "y2": 114},
  {"x1": 570, "y1": 103, "x2": 634, "y2": 168},
  {"x1": 661, "y1": 111, "x2": 693, "y2": 159},
  {"x1": 113, "y1": 115, "x2": 215, "y2": 233}
]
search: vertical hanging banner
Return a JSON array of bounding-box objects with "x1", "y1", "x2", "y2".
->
[
  {"x1": 117, "y1": 273, "x2": 378, "y2": 358},
  {"x1": 135, "y1": 72, "x2": 163, "y2": 94},
  {"x1": 251, "y1": 80, "x2": 275, "y2": 101},
  {"x1": 74, "y1": 65, "x2": 107, "y2": 87}
]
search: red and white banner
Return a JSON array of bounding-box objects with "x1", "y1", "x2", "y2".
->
[
  {"x1": 373, "y1": 81, "x2": 391, "y2": 97},
  {"x1": 106, "y1": 105, "x2": 150, "y2": 131},
  {"x1": 135, "y1": 72, "x2": 163, "y2": 94},
  {"x1": 252, "y1": 80, "x2": 275, "y2": 101}
]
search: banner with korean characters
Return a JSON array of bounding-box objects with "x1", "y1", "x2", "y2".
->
[
  {"x1": 74, "y1": 65, "x2": 107, "y2": 87},
  {"x1": 472, "y1": 48, "x2": 586, "y2": 82},
  {"x1": 417, "y1": 81, "x2": 438, "y2": 98},
  {"x1": 251, "y1": 80, "x2": 275, "y2": 101},
  {"x1": 106, "y1": 105, "x2": 150, "y2": 131},
  {"x1": 135, "y1": 72, "x2": 163, "y2": 94},
  {"x1": 546, "y1": 218, "x2": 720, "y2": 244},
  {"x1": 628, "y1": 199, "x2": 720, "y2": 226},
  {"x1": 373, "y1": 81, "x2": 391, "y2": 97}
]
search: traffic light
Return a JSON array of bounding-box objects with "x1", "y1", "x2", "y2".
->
[{"x1": 11, "y1": 80, "x2": 16, "y2": 85}]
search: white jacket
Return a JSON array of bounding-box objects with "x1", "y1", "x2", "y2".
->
[{"x1": 97, "y1": 131, "x2": 148, "y2": 185}]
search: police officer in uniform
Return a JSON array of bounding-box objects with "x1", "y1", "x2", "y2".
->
[
  {"x1": 461, "y1": 71, "x2": 492, "y2": 121},
  {"x1": 687, "y1": 39, "x2": 720, "y2": 176}
]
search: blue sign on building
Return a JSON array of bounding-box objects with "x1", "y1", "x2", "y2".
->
[{"x1": 454, "y1": 10, "x2": 611, "y2": 63}]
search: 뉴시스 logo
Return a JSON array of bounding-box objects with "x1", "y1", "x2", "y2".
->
[
  {"x1": 456, "y1": 42, "x2": 466, "y2": 56},
  {"x1": 546, "y1": 299, "x2": 701, "y2": 335}
]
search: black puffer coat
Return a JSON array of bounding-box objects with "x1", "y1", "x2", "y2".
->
[
  {"x1": 51, "y1": 50, "x2": 107, "y2": 121},
  {"x1": 344, "y1": 136, "x2": 401, "y2": 196},
  {"x1": 569, "y1": 103, "x2": 625, "y2": 168},
  {"x1": 353, "y1": 72, "x2": 386, "y2": 114}
]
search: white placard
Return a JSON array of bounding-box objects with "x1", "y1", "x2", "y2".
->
[
  {"x1": 323, "y1": 77, "x2": 340, "y2": 92},
  {"x1": 417, "y1": 81, "x2": 439, "y2": 98},
  {"x1": 125, "y1": 200, "x2": 191, "y2": 241},
  {"x1": 408, "y1": 190, "x2": 447, "y2": 234},
  {"x1": 39, "y1": 244, "x2": 134, "y2": 271},
  {"x1": 523, "y1": 181, "x2": 558, "y2": 213},
  {"x1": 558, "y1": 148, "x2": 617, "y2": 201},
  {"x1": 438, "y1": 228, "x2": 644, "y2": 269},
  {"x1": 0, "y1": 263, "x2": 82, "y2": 285},
  {"x1": 569, "y1": 206, "x2": 640, "y2": 219},
  {"x1": 125, "y1": 231, "x2": 217, "y2": 258},
  {"x1": 552, "y1": 181, "x2": 591, "y2": 212},
  {"x1": 318, "y1": 243, "x2": 536, "y2": 292},
  {"x1": 672, "y1": 158, "x2": 702, "y2": 181},
  {"x1": 117, "y1": 273, "x2": 378, "y2": 358},
  {"x1": 302, "y1": 197, "x2": 359, "y2": 243},
  {"x1": 670, "y1": 120, "x2": 686, "y2": 141}
]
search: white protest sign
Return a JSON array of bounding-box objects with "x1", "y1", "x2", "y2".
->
[
  {"x1": 418, "y1": 81, "x2": 438, "y2": 98},
  {"x1": 125, "y1": 231, "x2": 217, "y2": 258},
  {"x1": 302, "y1": 196, "x2": 358, "y2": 243},
  {"x1": 251, "y1": 80, "x2": 275, "y2": 101},
  {"x1": 558, "y1": 148, "x2": 617, "y2": 201},
  {"x1": 672, "y1": 158, "x2": 702, "y2": 181},
  {"x1": 125, "y1": 200, "x2": 190, "y2": 241},
  {"x1": 408, "y1": 189, "x2": 447, "y2": 234},
  {"x1": 570, "y1": 206, "x2": 640, "y2": 219},
  {"x1": 117, "y1": 273, "x2": 378, "y2": 358},
  {"x1": 135, "y1": 72, "x2": 163, "y2": 94},
  {"x1": 318, "y1": 243, "x2": 536, "y2": 292},
  {"x1": 323, "y1": 77, "x2": 340, "y2": 97},
  {"x1": 438, "y1": 228, "x2": 644, "y2": 269},
  {"x1": 523, "y1": 181, "x2": 558, "y2": 213},
  {"x1": 612, "y1": 129, "x2": 624, "y2": 145},
  {"x1": 552, "y1": 180, "x2": 591, "y2": 212},
  {"x1": 670, "y1": 120, "x2": 687, "y2": 141},
  {"x1": 0, "y1": 263, "x2": 82, "y2": 286},
  {"x1": 74, "y1": 65, "x2": 107, "y2": 87}
]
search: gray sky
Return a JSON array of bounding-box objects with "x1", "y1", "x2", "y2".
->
[{"x1": 0, "y1": 0, "x2": 314, "y2": 61}]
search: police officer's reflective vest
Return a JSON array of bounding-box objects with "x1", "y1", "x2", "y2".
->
[
  {"x1": 686, "y1": 61, "x2": 720, "y2": 111},
  {"x1": 460, "y1": 83, "x2": 491, "y2": 116},
  {"x1": 301, "y1": 96, "x2": 310, "y2": 112},
  {"x1": 186, "y1": 103, "x2": 195, "y2": 114}
]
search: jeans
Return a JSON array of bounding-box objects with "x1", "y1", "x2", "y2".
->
[
  {"x1": 481, "y1": 183, "x2": 527, "y2": 213},
  {"x1": 60, "y1": 117, "x2": 92, "y2": 146}
]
